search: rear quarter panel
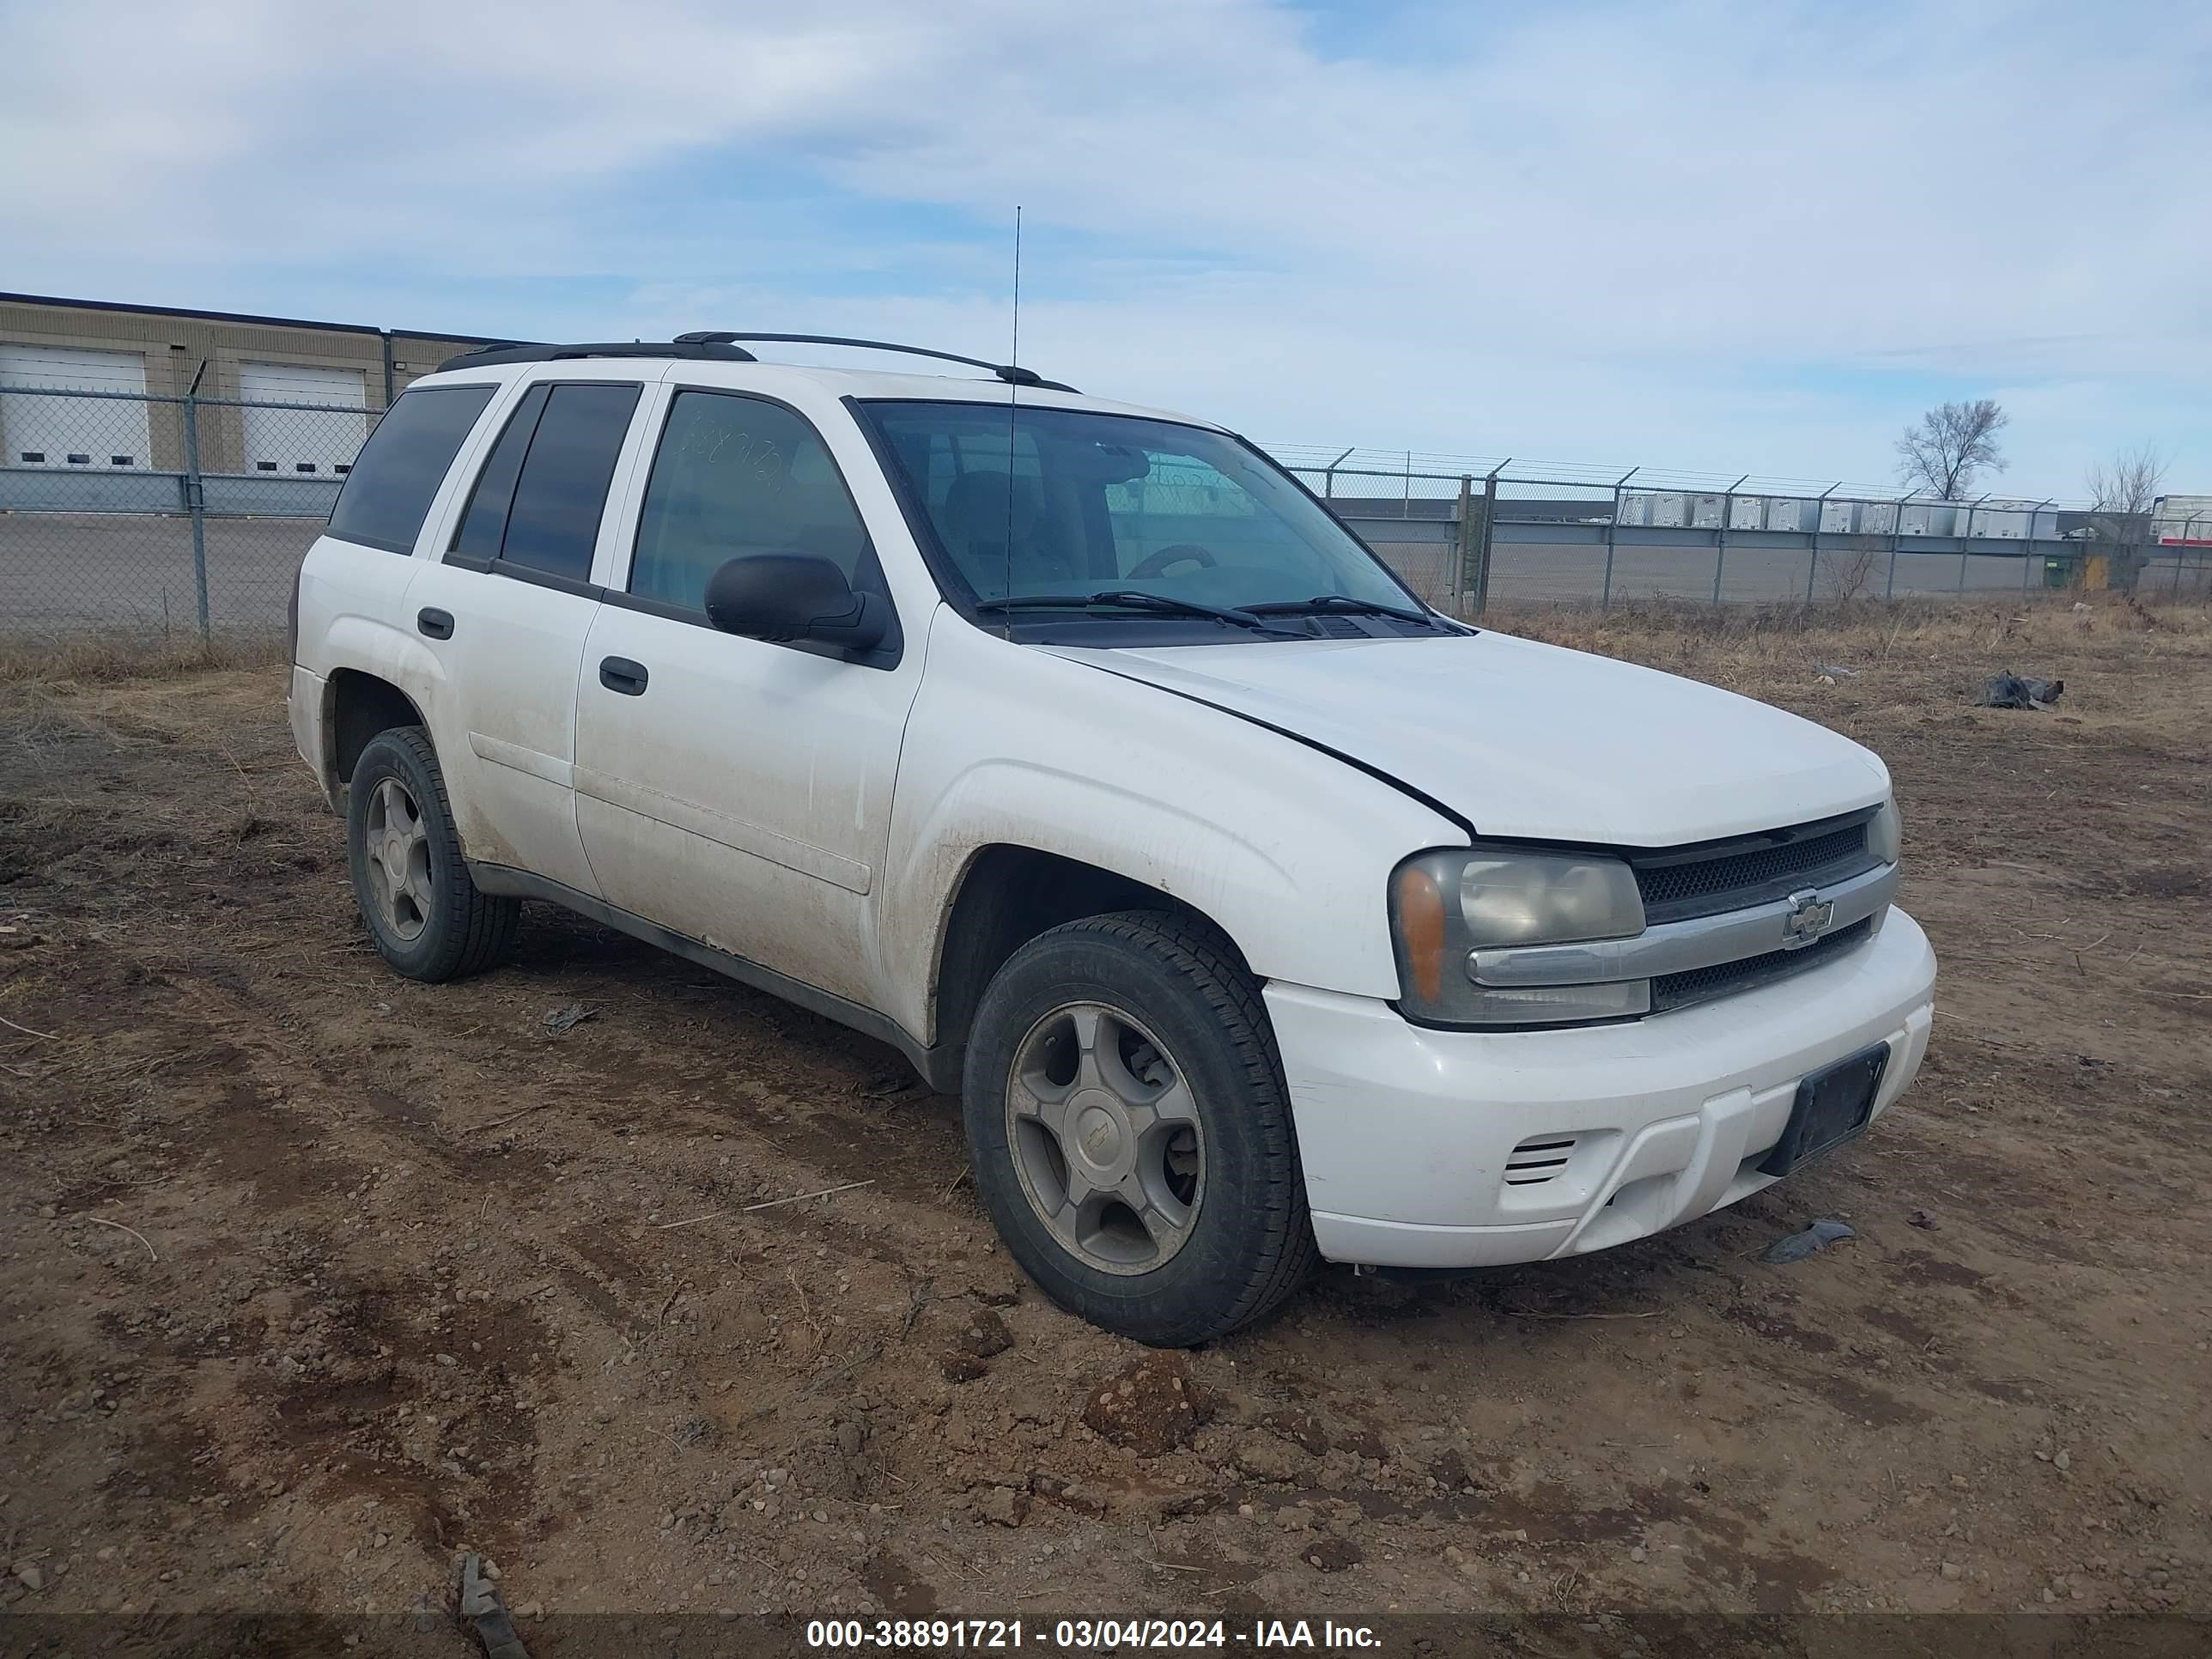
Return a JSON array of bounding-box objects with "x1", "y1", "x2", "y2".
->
[{"x1": 291, "y1": 534, "x2": 451, "y2": 799}]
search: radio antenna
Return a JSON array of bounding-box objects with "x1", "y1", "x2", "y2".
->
[{"x1": 1002, "y1": 205, "x2": 1022, "y2": 638}]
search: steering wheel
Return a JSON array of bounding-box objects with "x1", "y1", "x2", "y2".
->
[{"x1": 1125, "y1": 543, "x2": 1217, "y2": 580}]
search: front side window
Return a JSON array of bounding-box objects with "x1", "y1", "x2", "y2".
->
[
  {"x1": 326, "y1": 384, "x2": 495, "y2": 554},
  {"x1": 861, "y1": 401, "x2": 1419, "y2": 617},
  {"x1": 629, "y1": 390, "x2": 878, "y2": 611}
]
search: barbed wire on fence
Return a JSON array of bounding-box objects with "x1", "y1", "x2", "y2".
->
[
  {"x1": 1263, "y1": 441, "x2": 2126, "y2": 511},
  {"x1": 1285, "y1": 457, "x2": 2209, "y2": 611},
  {"x1": 3, "y1": 381, "x2": 2206, "y2": 637}
]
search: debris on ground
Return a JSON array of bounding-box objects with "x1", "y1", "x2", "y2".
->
[
  {"x1": 1909, "y1": 1209, "x2": 1942, "y2": 1231},
  {"x1": 457, "y1": 1553, "x2": 531, "y2": 1659},
  {"x1": 1302, "y1": 1537, "x2": 1364, "y2": 1573},
  {"x1": 956, "y1": 1307, "x2": 1014, "y2": 1358},
  {"x1": 860, "y1": 1071, "x2": 926, "y2": 1100},
  {"x1": 1978, "y1": 672, "x2": 2065, "y2": 710},
  {"x1": 1763, "y1": 1219, "x2": 1856, "y2": 1263},
  {"x1": 542, "y1": 1003, "x2": 596, "y2": 1034},
  {"x1": 1813, "y1": 663, "x2": 1862, "y2": 679},
  {"x1": 1080, "y1": 1352, "x2": 1212, "y2": 1455}
]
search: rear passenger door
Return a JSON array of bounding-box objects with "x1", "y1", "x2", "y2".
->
[{"x1": 405, "y1": 375, "x2": 647, "y2": 896}]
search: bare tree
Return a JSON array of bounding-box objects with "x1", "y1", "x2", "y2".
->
[
  {"x1": 2082, "y1": 442, "x2": 2166, "y2": 537},
  {"x1": 2080, "y1": 443, "x2": 2168, "y2": 590},
  {"x1": 1820, "y1": 543, "x2": 1883, "y2": 601},
  {"x1": 1894, "y1": 399, "x2": 2009, "y2": 499}
]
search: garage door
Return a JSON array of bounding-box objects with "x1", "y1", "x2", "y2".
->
[
  {"x1": 0, "y1": 344, "x2": 154, "y2": 470},
  {"x1": 237, "y1": 362, "x2": 368, "y2": 478}
]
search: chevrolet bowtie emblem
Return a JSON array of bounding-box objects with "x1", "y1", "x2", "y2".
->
[{"x1": 1782, "y1": 888, "x2": 1836, "y2": 947}]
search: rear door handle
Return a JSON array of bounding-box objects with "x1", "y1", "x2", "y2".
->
[
  {"x1": 599, "y1": 656, "x2": 649, "y2": 696},
  {"x1": 416, "y1": 607, "x2": 454, "y2": 640}
]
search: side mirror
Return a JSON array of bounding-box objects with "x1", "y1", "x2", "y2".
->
[{"x1": 703, "y1": 555, "x2": 887, "y2": 652}]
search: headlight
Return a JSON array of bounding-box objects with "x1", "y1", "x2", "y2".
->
[
  {"x1": 1869, "y1": 798, "x2": 1901, "y2": 865},
  {"x1": 1390, "y1": 848, "x2": 1647, "y2": 1027}
]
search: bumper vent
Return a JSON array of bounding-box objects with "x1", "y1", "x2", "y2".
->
[
  {"x1": 1505, "y1": 1134, "x2": 1580, "y2": 1186},
  {"x1": 1632, "y1": 811, "x2": 1880, "y2": 925},
  {"x1": 1650, "y1": 916, "x2": 1874, "y2": 1014}
]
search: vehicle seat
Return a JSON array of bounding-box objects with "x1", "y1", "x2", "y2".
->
[{"x1": 937, "y1": 468, "x2": 1060, "y2": 592}]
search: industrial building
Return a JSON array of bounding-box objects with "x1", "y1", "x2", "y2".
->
[{"x1": 0, "y1": 291, "x2": 500, "y2": 483}]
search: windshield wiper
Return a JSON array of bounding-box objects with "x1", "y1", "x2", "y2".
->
[
  {"x1": 973, "y1": 591, "x2": 1304, "y2": 637},
  {"x1": 1243, "y1": 593, "x2": 1443, "y2": 626}
]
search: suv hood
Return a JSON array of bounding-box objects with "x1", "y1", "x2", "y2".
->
[{"x1": 1056, "y1": 630, "x2": 1889, "y2": 847}]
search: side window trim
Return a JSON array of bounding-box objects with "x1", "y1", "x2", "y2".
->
[
  {"x1": 446, "y1": 382, "x2": 551, "y2": 563},
  {"x1": 436, "y1": 376, "x2": 643, "y2": 586},
  {"x1": 492, "y1": 562, "x2": 605, "y2": 602},
  {"x1": 585, "y1": 375, "x2": 670, "y2": 591},
  {"x1": 497, "y1": 380, "x2": 641, "y2": 584},
  {"x1": 407, "y1": 374, "x2": 530, "y2": 560}
]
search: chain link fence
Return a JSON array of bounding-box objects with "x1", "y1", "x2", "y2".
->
[
  {"x1": 1280, "y1": 451, "x2": 2212, "y2": 612},
  {"x1": 6, "y1": 386, "x2": 2208, "y2": 641},
  {"x1": 1, "y1": 382, "x2": 363, "y2": 638}
]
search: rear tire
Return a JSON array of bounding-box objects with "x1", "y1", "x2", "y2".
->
[
  {"x1": 962, "y1": 910, "x2": 1316, "y2": 1347},
  {"x1": 346, "y1": 726, "x2": 520, "y2": 982}
]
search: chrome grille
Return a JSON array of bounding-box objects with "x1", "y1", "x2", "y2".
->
[{"x1": 1631, "y1": 809, "x2": 1881, "y2": 925}]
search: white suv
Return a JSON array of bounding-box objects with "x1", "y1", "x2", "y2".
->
[{"x1": 289, "y1": 332, "x2": 1936, "y2": 1346}]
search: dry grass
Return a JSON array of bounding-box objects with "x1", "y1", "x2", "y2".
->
[
  {"x1": 1480, "y1": 592, "x2": 2212, "y2": 688},
  {"x1": 8, "y1": 594, "x2": 2208, "y2": 692},
  {"x1": 0, "y1": 627, "x2": 285, "y2": 688}
]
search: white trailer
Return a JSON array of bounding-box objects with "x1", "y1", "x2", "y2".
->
[{"x1": 2152, "y1": 495, "x2": 2212, "y2": 545}]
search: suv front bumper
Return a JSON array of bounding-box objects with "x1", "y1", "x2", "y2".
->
[{"x1": 1267, "y1": 908, "x2": 1936, "y2": 1269}]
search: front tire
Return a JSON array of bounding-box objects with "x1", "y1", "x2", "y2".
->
[
  {"x1": 346, "y1": 726, "x2": 520, "y2": 982},
  {"x1": 962, "y1": 911, "x2": 1316, "y2": 1346}
]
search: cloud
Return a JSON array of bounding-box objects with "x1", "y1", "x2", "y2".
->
[{"x1": 4, "y1": 0, "x2": 2209, "y2": 489}]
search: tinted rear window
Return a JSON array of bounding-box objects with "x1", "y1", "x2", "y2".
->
[
  {"x1": 325, "y1": 385, "x2": 496, "y2": 555},
  {"x1": 449, "y1": 385, "x2": 549, "y2": 563},
  {"x1": 499, "y1": 383, "x2": 641, "y2": 582}
]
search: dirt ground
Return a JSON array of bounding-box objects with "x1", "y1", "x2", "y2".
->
[{"x1": 2, "y1": 598, "x2": 2208, "y2": 1644}]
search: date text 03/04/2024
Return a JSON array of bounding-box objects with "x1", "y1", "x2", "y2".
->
[{"x1": 804, "y1": 1619, "x2": 1384, "y2": 1650}]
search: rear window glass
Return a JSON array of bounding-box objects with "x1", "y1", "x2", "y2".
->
[
  {"x1": 449, "y1": 385, "x2": 549, "y2": 562},
  {"x1": 325, "y1": 385, "x2": 495, "y2": 554},
  {"x1": 498, "y1": 383, "x2": 640, "y2": 583}
]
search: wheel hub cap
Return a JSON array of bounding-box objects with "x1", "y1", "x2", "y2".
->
[
  {"x1": 1073, "y1": 1097, "x2": 1127, "y2": 1170},
  {"x1": 362, "y1": 777, "x2": 433, "y2": 943},
  {"x1": 1003, "y1": 1001, "x2": 1204, "y2": 1276}
]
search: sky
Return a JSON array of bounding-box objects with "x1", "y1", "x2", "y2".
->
[{"x1": 4, "y1": 0, "x2": 2209, "y2": 498}]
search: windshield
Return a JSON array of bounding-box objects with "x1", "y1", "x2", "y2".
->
[{"x1": 861, "y1": 401, "x2": 1422, "y2": 617}]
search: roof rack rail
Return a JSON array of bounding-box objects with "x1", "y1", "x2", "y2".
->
[
  {"x1": 434, "y1": 339, "x2": 759, "y2": 373},
  {"x1": 434, "y1": 333, "x2": 1079, "y2": 393},
  {"x1": 674, "y1": 332, "x2": 1078, "y2": 393}
]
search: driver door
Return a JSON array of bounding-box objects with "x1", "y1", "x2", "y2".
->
[{"x1": 571, "y1": 386, "x2": 923, "y2": 1009}]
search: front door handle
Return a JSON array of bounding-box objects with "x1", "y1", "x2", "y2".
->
[
  {"x1": 416, "y1": 606, "x2": 454, "y2": 640},
  {"x1": 599, "y1": 656, "x2": 649, "y2": 696}
]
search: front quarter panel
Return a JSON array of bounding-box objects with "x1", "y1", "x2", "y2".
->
[{"x1": 878, "y1": 611, "x2": 1462, "y2": 1043}]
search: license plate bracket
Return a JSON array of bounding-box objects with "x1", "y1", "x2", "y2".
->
[{"x1": 1759, "y1": 1042, "x2": 1890, "y2": 1178}]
